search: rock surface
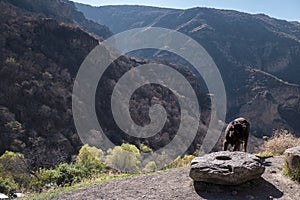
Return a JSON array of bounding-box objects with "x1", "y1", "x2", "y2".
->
[
  {"x1": 285, "y1": 146, "x2": 300, "y2": 172},
  {"x1": 189, "y1": 151, "x2": 265, "y2": 185}
]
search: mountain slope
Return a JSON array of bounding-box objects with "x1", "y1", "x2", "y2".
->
[
  {"x1": 76, "y1": 4, "x2": 300, "y2": 136},
  {"x1": 0, "y1": 0, "x2": 211, "y2": 168},
  {"x1": 7, "y1": 0, "x2": 112, "y2": 39},
  {"x1": 76, "y1": 4, "x2": 300, "y2": 84},
  {"x1": 0, "y1": 0, "x2": 100, "y2": 168}
]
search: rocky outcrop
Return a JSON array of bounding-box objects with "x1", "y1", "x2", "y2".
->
[
  {"x1": 285, "y1": 146, "x2": 300, "y2": 172},
  {"x1": 190, "y1": 151, "x2": 265, "y2": 185}
]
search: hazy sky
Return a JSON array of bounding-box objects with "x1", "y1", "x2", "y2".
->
[{"x1": 73, "y1": 0, "x2": 300, "y2": 22}]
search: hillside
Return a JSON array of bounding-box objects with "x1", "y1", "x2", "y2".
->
[
  {"x1": 76, "y1": 4, "x2": 300, "y2": 137},
  {"x1": 0, "y1": 0, "x2": 210, "y2": 168},
  {"x1": 51, "y1": 156, "x2": 300, "y2": 200},
  {"x1": 0, "y1": 0, "x2": 99, "y2": 168},
  {"x1": 7, "y1": 0, "x2": 112, "y2": 39}
]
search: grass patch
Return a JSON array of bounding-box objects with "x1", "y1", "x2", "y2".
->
[
  {"x1": 20, "y1": 173, "x2": 141, "y2": 200},
  {"x1": 283, "y1": 162, "x2": 300, "y2": 182},
  {"x1": 255, "y1": 151, "x2": 276, "y2": 158}
]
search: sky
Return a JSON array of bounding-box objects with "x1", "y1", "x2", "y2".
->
[{"x1": 73, "y1": 0, "x2": 300, "y2": 22}]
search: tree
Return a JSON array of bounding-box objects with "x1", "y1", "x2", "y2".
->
[{"x1": 105, "y1": 143, "x2": 141, "y2": 173}]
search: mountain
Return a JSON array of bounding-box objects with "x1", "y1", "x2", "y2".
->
[
  {"x1": 76, "y1": 4, "x2": 300, "y2": 137},
  {"x1": 0, "y1": 0, "x2": 210, "y2": 168},
  {"x1": 7, "y1": 0, "x2": 112, "y2": 39}
]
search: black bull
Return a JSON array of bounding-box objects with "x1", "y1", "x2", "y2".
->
[{"x1": 223, "y1": 117, "x2": 250, "y2": 152}]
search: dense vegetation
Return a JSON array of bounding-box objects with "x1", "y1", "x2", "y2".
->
[{"x1": 0, "y1": 143, "x2": 194, "y2": 196}]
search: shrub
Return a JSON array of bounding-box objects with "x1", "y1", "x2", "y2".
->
[
  {"x1": 0, "y1": 151, "x2": 28, "y2": 176},
  {"x1": 143, "y1": 161, "x2": 157, "y2": 173},
  {"x1": 0, "y1": 176, "x2": 17, "y2": 195},
  {"x1": 76, "y1": 144, "x2": 105, "y2": 177},
  {"x1": 55, "y1": 163, "x2": 84, "y2": 187},
  {"x1": 169, "y1": 155, "x2": 195, "y2": 169},
  {"x1": 30, "y1": 168, "x2": 58, "y2": 191},
  {"x1": 283, "y1": 162, "x2": 300, "y2": 182},
  {"x1": 139, "y1": 144, "x2": 153, "y2": 153},
  {"x1": 147, "y1": 151, "x2": 172, "y2": 170},
  {"x1": 105, "y1": 144, "x2": 141, "y2": 173},
  {"x1": 5, "y1": 57, "x2": 16, "y2": 63},
  {"x1": 0, "y1": 151, "x2": 30, "y2": 189},
  {"x1": 263, "y1": 129, "x2": 300, "y2": 155}
]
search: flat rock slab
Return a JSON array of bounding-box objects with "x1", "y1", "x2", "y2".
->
[
  {"x1": 285, "y1": 146, "x2": 300, "y2": 172},
  {"x1": 190, "y1": 151, "x2": 265, "y2": 185}
]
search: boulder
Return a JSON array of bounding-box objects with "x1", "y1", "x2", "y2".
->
[
  {"x1": 189, "y1": 151, "x2": 265, "y2": 185},
  {"x1": 284, "y1": 146, "x2": 300, "y2": 172}
]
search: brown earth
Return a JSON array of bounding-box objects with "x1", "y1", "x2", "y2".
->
[{"x1": 51, "y1": 156, "x2": 300, "y2": 200}]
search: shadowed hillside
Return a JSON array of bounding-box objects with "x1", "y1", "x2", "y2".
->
[{"x1": 0, "y1": 0, "x2": 210, "y2": 168}]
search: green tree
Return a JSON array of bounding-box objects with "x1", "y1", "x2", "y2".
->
[{"x1": 105, "y1": 143, "x2": 141, "y2": 173}]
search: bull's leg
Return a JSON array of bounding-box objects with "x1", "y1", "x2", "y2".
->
[
  {"x1": 243, "y1": 139, "x2": 248, "y2": 152},
  {"x1": 223, "y1": 141, "x2": 229, "y2": 151},
  {"x1": 233, "y1": 141, "x2": 241, "y2": 151}
]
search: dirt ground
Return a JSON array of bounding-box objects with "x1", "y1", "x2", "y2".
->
[{"x1": 51, "y1": 156, "x2": 300, "y2": 200}]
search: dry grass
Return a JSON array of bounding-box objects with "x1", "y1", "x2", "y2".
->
[{"x1": 262, "y1": 129, "x2": 300, "y2": 155}]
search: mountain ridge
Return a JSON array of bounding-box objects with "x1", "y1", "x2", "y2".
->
[{"x1": 76, "y1": 3, "x2": 300, "y2": 137}]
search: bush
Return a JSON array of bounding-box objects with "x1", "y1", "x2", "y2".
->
[
  {"x1": 283, "y1": 162, "x2": 300, "y2": 182},
  {"x1": 147, "y1": 151, "x2": 172, "y2": 170},
  {"x1": 30, "y1": 168, "x2": 58, "y2": 191},
  {"x1": 55, "y1": 163, "x2": 84, "y2": 187},
  {"x1": 5, "y1": 57, "x2": 16, "y2": 63},
  {"x1": 76, "y1": 144, "x2": 105, "y2": 177},
  {"x1": 105, "y1": 144, "x2": 141, "y2": 173},
  {"x1": 143, "y1": 161, "x2": 157, "y2": 173},
  {"x1": 263, "y1": 129, "x2": 300, "y2": 155},
  {"x1": 0, "y1": 176, "x2": 17, "y2": 195},
  {"x1": 139, "y1": 144, "x2": 153, "y2": 153},
  {"x1": 0, "y1": 151, "x2": 30, "y2": 189},
  {"x1": 169, "y1": 155, "x2": 195, "y2": 169}
]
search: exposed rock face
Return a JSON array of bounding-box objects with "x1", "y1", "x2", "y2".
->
[
  {"x1": 285, "y1": 146, "x2": 300, "y2": 172},
  {"x1": 190, "y1": 151, "x2": 265, "y2": 185}
]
